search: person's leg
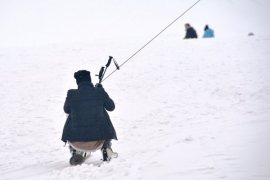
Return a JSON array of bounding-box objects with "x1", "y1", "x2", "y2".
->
[
  {"x1": 102, "y1": 140, "x2": 112, "y2": 149},
  {"x1": 101, "y1": 140, "x2": 118, "y2": 161},
  {"x1": 69, "y1": 145, "x2": 76, "y2": 155},
  {"x1": 70, "y1": 141, "x2": 104, "y2": 152},
  {"x1": 69, "y1": 145, "x2": 86, "y2": 165}
]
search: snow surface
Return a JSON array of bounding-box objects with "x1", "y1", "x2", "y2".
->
[{"x1": 1, "y1": 0, "x2": 270, "y2": 180}]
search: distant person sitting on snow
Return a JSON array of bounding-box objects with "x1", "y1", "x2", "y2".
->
[
  {"x1": 62, "y1": 70, "x2": 118, "y2": 165},
  {"x1": 203, "y1": 25, "x2": 214, "y2": 38},
  {"x1": 184, "y1": 23, "x2": 198, "y2": 39}
]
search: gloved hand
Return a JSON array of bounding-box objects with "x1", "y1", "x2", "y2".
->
[{"x1": 95, "y1": 83, "x2": 103, "y2": 88}]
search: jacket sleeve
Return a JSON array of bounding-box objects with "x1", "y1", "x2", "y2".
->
[
  {"x1": 63, "y1": 90, "x2": 72, "y2": 114},
  {"x1": 102, "y1": 90, "x2": 115, "y2": 111},
  {"x1": 184, "y1": 29, "x2": 190, "y2": 39}
]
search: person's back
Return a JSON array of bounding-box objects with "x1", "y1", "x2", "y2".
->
[
  {"x1": 203, "y1": 25, "x2": 214, "y2": 38},
  {"x1": 63, "y1": 82, "x2": 116, "y2": 141},
  {"x1": 184, "y1": 23, "x2": 198, "y2": 39}
]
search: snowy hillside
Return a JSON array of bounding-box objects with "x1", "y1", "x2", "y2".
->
[
  {"x1": 1, "y1": 0, "x2": 270, "y2": 47},
  {"x1": 1, "y1": 0, "x2": 270, "y2": 180}
]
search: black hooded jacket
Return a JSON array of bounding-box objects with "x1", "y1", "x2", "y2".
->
[{"x1": 61, "y1": 82, "x2": 117, "y2": 142}]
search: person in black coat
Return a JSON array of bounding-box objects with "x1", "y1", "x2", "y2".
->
[
  {"x1": 184, "y1": 23, "x2": 198, "y2": 39},
  {"x1": 62, "y1": 70, "x2": 117, "y2": 164}
]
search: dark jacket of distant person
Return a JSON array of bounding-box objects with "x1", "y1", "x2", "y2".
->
[
  {"x1": 184, "y1": 23, "x2": 198, "y2": 39},
  {"x1": 61, "y1": 70, "x2": 117, "y2": 143}
]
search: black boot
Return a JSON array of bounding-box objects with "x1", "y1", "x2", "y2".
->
[
  {"x1": 69, "y1": 146, "x2": 86, "y2": 165},
  {"x1": 70, "y1": 154, "x2": 85, "y2": 165},
  {"x1": 101, "y1": 140, "x2": 118, "y2": 161},
  {"x1": 102, "y1": 147, "x2": 110, "y2": 161}
]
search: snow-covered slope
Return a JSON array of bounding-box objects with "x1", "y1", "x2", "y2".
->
[
  {"x1": 0, "y1": 0, "x2": 270, "y2": 180},
  {"x1": 1, "y1": 36, "x2": 270, "y2": 180},
  {"x1": 0, "y1": 0, "x2": 270, "y2": 47}
]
